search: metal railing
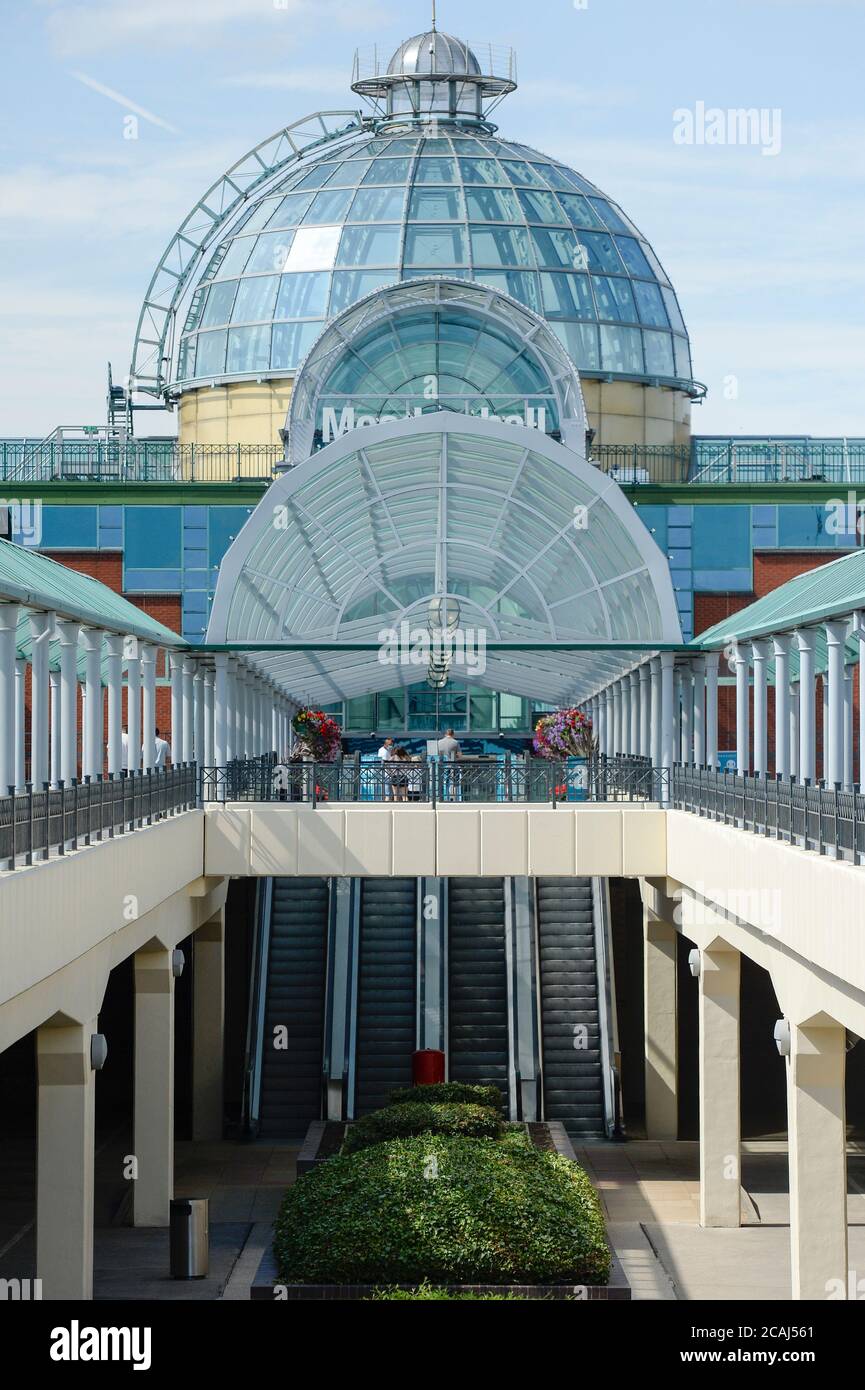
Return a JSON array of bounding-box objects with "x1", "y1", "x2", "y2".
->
[
  {"x1": 671, "y1": 764, "x2": 865, "y2": 864},
  {"x1": 199, "y1": 753, "x2": 668, "y2": 806},
  {"x1": 5, "y1": 436, "x2": 865, "y2": 487},
  {"x1": 0, "y1": 764, "x2": 198, "y2": 870}
]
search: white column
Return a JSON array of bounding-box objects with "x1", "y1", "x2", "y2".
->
[
  {"x1": 674, "y1": 667, "x2": 683, "y2": 762},
  {"x1": 182, "y1": 657, "x2": 195, "y2": 765},
  {"x1": 789, "y1": 681, "x2": 800, "y2": 781},
  {"x1": 214, "y1": 653, "x2": 229, "y2": 766},
  {"x1": 825, "y1": 619, "x2": 847, "y2": 788},
  {"x1": 650, "y1": 656, "x2": 662, "y2": 769},
  {"x1": 236, "y1": 672, "x2": 247, "y2": 759},
  {"x1": 796, "y1": 628, "x2": 817, "y2": 783},
  {"x1": 140, "y1": 643, "x2": 157, "y2": 771},
  {"x1": 638, "y1": 664, "x2": 651, "y2": 757},
  {"x1": 169, "y1": 655, "x2": 183, "y2": 764},
  {"x1": 104, "y1": 634, "x2": 124, "y2": 776},
  {"x1": 49, "y1": 668, "x2": 61, "y2": 786},
  {"x1": 80, "y1": 628, "x2": 104, "y2": 781},
  {"x1": 133, "y1": 948, "x2": 175, "y2": 1227},
  {"x1": 193, "y1": 913, "x2": 225, "y2": 1140},
  {"x1": 596, "y1": 690, "x2": 606, "y2": 757},
  {"x1": 612, "y1": 681, "x2": 622, "y2": 755},
  {"x1": 56, "y1": 619, "x2": 80, "y2": 785},
  {"x1": 822, "y1": 676, "x2": 829, "y2": 781},
  {"x1": 705, "y1": 650, "x2": 720, "y2": 768},
  {"x1": 29, "y1": 611, "x2": 53, "y2": 787},
  {"x1": 628, "y1": 669, "x2": 639, "y2": 755},
  {"x1": 604, "y1": 686, "x2": 614, "y2": 757},
  {"x1": 271, "y1": 689, "x2": 280, "y2": 755},
  {"x1": 226, "y1": 658, "x2": 237, "y2": 762},
  {"x1": 858, "y1": 610, "x2": 865, "y2": 788},
  {"x1": 14, "y1": 657, "x2": 26, "y2": 788},
  {"x1": 125, "y1": 638, "x2": 141, "y2": 774},
  {"x1": 844, "y1": 666, "x2": 854, "y2": 790},
  {"x1": 0, "y1": 602, "x2": 20, "y2": 791},
  {"x1": 699, "y1": 946, "x2": 741, "y2": 1228},
  {"x1": 733, "y1": 641, "x2": 750, "y2": 773},
  {"x1": 773, "y1": 634, "x2": 791, "y2": 778},
  {"x1": 204, "y1": 668, "x2": 215, "y2": 766},
  {"x1": 660, "y1": 652, "x2": 675, "y2": 800},
  {"x1": 692, "y1": 656, "x2": 705, "y2": 767},
  {"x1": 36, "y1": 1018, "x2": 97, "y2": 1300},
  {"x1": 193, "y1": 667, "x2": 205, "y2": 766},
  {"x1": 643, "y1": 908, "x2": 678, "y2": 1138},
  {"x1": 751, "y1": 638, "x2": 770, "y2": 776},
  {"x1": 786, "y1": 1020, "x2": 847, "y2": 1301},
  {"x1": 680, "y1": 665, "x2": 693, "y2": 765}
]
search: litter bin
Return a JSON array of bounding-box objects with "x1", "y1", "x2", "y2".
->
[
  {"x1": 412, "y1": 1049, "x2": 445, "y2": 1086},
  {"x1": 170, "y1": 1197, "x2": 209, "y2": 1279}
]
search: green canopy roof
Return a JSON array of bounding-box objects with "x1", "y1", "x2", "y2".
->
[
  {"x1": 0, "y1": 539, "x2": 183, "y2": 650},
  {"x1": 692, "y1": 550, "x2": 865, "y2": 650}
]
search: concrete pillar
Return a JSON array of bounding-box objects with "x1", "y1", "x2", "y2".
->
[
  {"x1": 733, "y1": 640, "x2": 750, "y2": 773},
  {"x1": 170, "y1": 654, "x2": 183, "y2": 764},
  {"x1": 786, "y1": 1020, "x2": 847, "y2": 1300},
  {"x1": 822, "y1": 676, "x2": 829, "y2": 781},
  {"x1": 751, "y1": 639, "x2": 770, "y2": 776},
  {"x1": 796, "y1": 628, "x2": 817, "y2": 783},
  {"x1": 643, "y1": 909, "x2": 678, "y2": 1138},
  {"x1": 192, "y1": 914, "x2": 225, "y2": 1140},
  {"x1": 844, "y1": 666, "x2": 854, "y2": 790},
  {"x1": 604, "y1": 686, "x2": 614, "y2": 757},
  {"x1": 125, "y1": 637, "x2": 141, "y2": 773},
  {"x1": 825, "y1": 619, "x2": 847, "y2": 788},
  {"x1": 182, "y1": 658, "x2": 195, "y2": 765},
  {"x1": 0, "y1": 602, "x2": 21, "y2": 791},
  {"x1": 773, "y1": 634, "x2": 791, "y2": 778},
  {"x1": 104, "y1": 634, "x2": 124, "y2": 777},
  {"x1": 226, "y1": 658, "x2": 237, "y2": 762},
  {"x1": 236, "y1": 672, "x2": 247, "y2": 759},
  {"x1": 638, "y1": 664, "x2": 650, "y2": 757},
  {"x1": 80, "y1": 628, "x2": 104, "y2": 781},
  {"x1": 36, "y1": 1017, "x2": 97, "y2": 1300},
  {"x1": 674, "y1": 666, "x2": 684, "y2": 763},
  {"x1": 629, "y1": 669, "x2": 639, "y2": 755},
  {"x1": 613, "y1": 680, "x2": 623, "y2": 755},
  {"x1": 133, "y1": 947, "x2": 175, "y2": 1226},
  {"x1": 789, "y1": 681, "x2": 800, "y2": 781},
  {"x1": 29, "y1": 611, "x2": 53, "y2": 788},
  {"x1": 698, "y1": 945, "x2": 741, "y2": 1228},
  {"x1": 141, "y1": 643, "x2": 158, "y2": 771},
  {"x1": 692, "y1": 657, "x2": 705, "y2": 767},
  {"x1": 705, "y1": 651, "x2": 720, "y2": 768},
  {"x1": 56, "y1": 619, "x2": 80, "y2": 786},
  {"x1": 858, "y1": 610, "x2": 865, "y2": 790},
  {"x1": 214, "y1": 653, "x2": 229, "y2": 766},
  {"x1": 680, "y1": 666, "x2": 693, "y2": 765},
  {"x1": 650, "y1": 655, "x2": 662, "y2": 769},
  {"x1": 660, "y1": 653, "x2": 675, "y2": 801},
  {"x1": 14, "y1": 657, "x2": 26, "y2": 789}
]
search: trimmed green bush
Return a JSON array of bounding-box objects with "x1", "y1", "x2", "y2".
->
[
  {"x1": 274, "y1": 1131, "x2": 611, "y2": 1286},
  {"x1": 368, "y1": 1285, "x2": 530, "y2": 1300},
  {"x1": 343, "y1": 1101, "x2": 503, "y2": 1154},
  {"x1": 387, "y1": 1082, "x2": 502, "y2": 1111}
]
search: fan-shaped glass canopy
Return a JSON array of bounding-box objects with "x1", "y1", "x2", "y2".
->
[
  {"x1": 206, "y1": 414, "x2": 682, "y2": 706},
  {"x1": 286, "y1": 277, "x2": 587, "y2": 464}
]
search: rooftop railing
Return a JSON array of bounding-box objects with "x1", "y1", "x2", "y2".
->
[
  {"x1": 0, "y1": 764, "x2": 198, "y2": 870},
  {"x1": 5, "y1": 437, "x2": 865, "y2": 488}
]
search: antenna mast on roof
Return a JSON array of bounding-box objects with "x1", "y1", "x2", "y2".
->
[{"x1": 431, "y1": 1, "x2": 437, "y2": 31}]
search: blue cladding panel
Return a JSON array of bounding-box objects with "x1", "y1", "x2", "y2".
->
[
  {"x1": 778, "y1": 504, "x2": 849, "y2": 549},
  {"x1": 209, "y1": 507, "x2": 256, "y2": 567},
  {"x1": 39, "y1": 506, "x2": 98, "y2": 549},
  {"x1": 124, "y1": 569, "x2": 182, "y2": 592},
  {"x1": 692, "y1": 505, "x2": 750, "y2": 570},
  {"x1": 125, "y1": 507, "x2": 182, "y2": 569}
]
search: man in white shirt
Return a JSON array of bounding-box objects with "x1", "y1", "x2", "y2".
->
[
  {"x1": 152, "y1": 728, "x2": 171, "y2": 769},
  {"x1": 378, "y1": 737, "x2": 395, "y2": 801},
  {"x1": 436, "y1": 728, "x2": 461, "y2": 801}
]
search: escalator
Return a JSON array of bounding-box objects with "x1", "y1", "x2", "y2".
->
[
  {"x1": 536, "y1": 877, "x2": 605, "y2": 1135},
  {"x1": 256, "y1": 877, "x2": 329, "y2": 1137},
  {"x1": 447, "y1": 878, "x2": 509, "y2": 1104},
  {"x1": 354, "y1": 879, "x2": 417, "y2": 1114}
]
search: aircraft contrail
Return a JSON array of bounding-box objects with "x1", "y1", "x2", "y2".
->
[{"x1": 70, "y1": 71, "x2": 179, "y2": 133}]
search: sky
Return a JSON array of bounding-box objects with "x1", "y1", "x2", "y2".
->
[{"x1": 0, "y1": 0, "x2": 864, "y2": 437}]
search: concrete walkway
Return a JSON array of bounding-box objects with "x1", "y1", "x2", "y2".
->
[{"x1": 577, "y1": 1139, "x2": 865, "y2": 1300}]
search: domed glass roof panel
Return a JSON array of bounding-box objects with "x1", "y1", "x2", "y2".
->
[{"x1": 175, "y1": 128, "x2": 693, "y2": 392}]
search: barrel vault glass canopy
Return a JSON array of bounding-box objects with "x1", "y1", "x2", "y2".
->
[{"x1": 206, "y1": 414, "x2": 682, "y2": 706}]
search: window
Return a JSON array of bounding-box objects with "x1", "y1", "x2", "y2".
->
[
  {"x1": 414, "y1": 156, "x2": 458, "y2": 183},
  {"x1": 458, "y1": 157, "x2": 506, "y2": 186},
  {"x1": 408, "y1": 187, "x2": 463, "y2": 220},
  {"x1": 329, "y1": 270, "x2": 398, "y2": 316},
  {"x1": 552, "y1": 321, "x2": 600, "y2": 370},
  {"x1": 269, "y1": 192, "x2": 313, "y2": 227},
  {"x1": 271, "y1": 320, "x2": 324, "y2": 369},
  {"x1": 232, "y1": 275, "x2": 279, "y2": 323},
  {"x1": 214, "y1": 237, "x2": 255, "y2": 278},
  {"x1": 284, "y1": 225, "x2": 342, "y2": 272},
  {"x1": 470, "y1": 225, "x2": 532, "y2": 267},
  {"x1": 633, "y1": 280, "x2": 669, "y2": 327},
  {"x1": 500, "y1": 159, "x2": 548, "y2": 188},
  {"x1": 557, "y1": 193, "x2": 606, "y2": 230},
  {"x1": 361, "y1": 156, "x2": 412, "y2": 184},
  {"x1": 303, "y1": 187, "x2": 353, "y2": 223},
  {"x1": 540, "y1": 271, "x2": 595, "y2": 320},
  {"x1": 578, "y1": 231, "x2": 625, "y2": 274},
  {"x1": 589, "y1": 198, "x2": 634, "y2": 235},
  {"x1": 349, "y1": 186, "x2": 405, "y2": 221},
  {"x1": 642, "y1": 329, "x2": 675, "y2": 376},
  {"x1": 337, "y1": 225, "x2": 401, "y2": 266},
  {"x1": 246, "y1": 231, "x2": 294, "y2": 274},
  {"x1": 275, "y1": 272, "x2": 330, "y2": 319},
  {"x1": 475, "y1": 270, "x2": 542, "y2": 313},
  {"x1": 600, "y1": 324, "x2": 644, "y2": 374},
  {"x1": 614, "y1": 236, "x2": 654, "y2": 278},
  {"x1": 517, "y1": 189, "x2": 567, "y2": 224},
  {"x1": 464, "y1": 186, "x2": 521, "y2": 221},
  {"x1": 529, "y1": 227, "x2": 582, "y2": 269},
  {"x1": 227, "y1": 324, "x2": 271, "y2": 373},
  {"x1": 201, "y1": 279, "x2": 238, "y2": 327},
  {"x1": 404, "y1": 225, "x2": 468, "y2": 266},
  {"x1": 195, "y1": 329, "x2": 227, "y2": 376},
  {"x1": 592, "y1": 275, "x2": 637, "y2": 323}
]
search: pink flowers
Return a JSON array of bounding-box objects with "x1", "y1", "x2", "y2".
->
[
  {"x1": 533, "y1": 707, "x2": 595, "y2": 760},
  {"x1": 292, "y1": 708, "x2": 343, "y2": 762}
]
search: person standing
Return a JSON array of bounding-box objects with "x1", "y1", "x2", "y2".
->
[
  {"x1": 436, "y1": 727, "x2": 461, "y2": 801},
  {"x1": 378, "y1": 736, "x2": 395, "y2": 801},
  {"x1": 152, "y1": 727, "x2": 171, "y2": 769}
]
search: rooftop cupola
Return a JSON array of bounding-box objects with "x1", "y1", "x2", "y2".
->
[{"x1": 351, "y1": 26, "x2": 517, "y2": 128}]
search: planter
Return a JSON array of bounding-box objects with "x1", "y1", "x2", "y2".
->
[{"x1": 255, "y1": 1119, "x2": 629, "y2": 1301}]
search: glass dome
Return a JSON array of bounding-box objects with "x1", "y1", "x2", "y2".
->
[{"x1": 174, "y1": 127, "x2": 694, "y2": 394}]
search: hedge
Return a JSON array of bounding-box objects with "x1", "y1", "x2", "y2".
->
[
  {"x1": 274, "y1": 1130, "x2": 611, "y2": 1286},
  {"x1": 387, "y1": 1082, "x2": 502, "y2": 1111},
  {"x1": 342, "y1": 1101, "x2": 503, "y2": 1154}
]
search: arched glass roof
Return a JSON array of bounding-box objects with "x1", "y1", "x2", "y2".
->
[
  {"x1": 286, "y1": 277, "x2": 587, "y2": 464},
  {"x1": 171, "y1": 127, "x2": 695, "y2": 395},
  {"x1": 206, "y1": 414, "x2": 682, "y2": 706}
]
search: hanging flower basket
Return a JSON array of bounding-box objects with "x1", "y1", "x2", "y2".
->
[
  {"x1": 292, "y1": 708, "x2": 343, "y2": 763},
  {"x1": 533, "y1": 707, "x2": 596, "y2": 761}
]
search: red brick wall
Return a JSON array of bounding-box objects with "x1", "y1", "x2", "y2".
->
[{"x1": 695, "y1": 552, "x2": 858, "y2": 780}]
